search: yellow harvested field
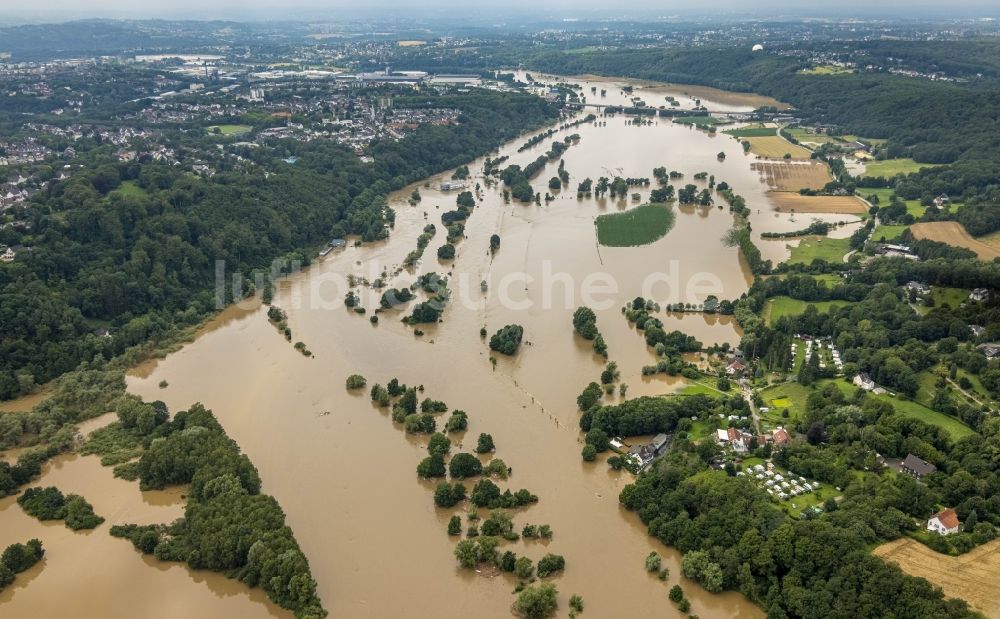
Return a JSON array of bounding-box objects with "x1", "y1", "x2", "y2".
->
[
  {"x1": 745, "y1": 135, "x2": 813, "y2": 159},
  {"x1": 768, "y1": 193, "x2": 870, "y2": 215},
  {"x1": 910, "y1": 222, "x2": 1000, "y2": 261},
  {"x1": 752, "y1": 161, "x2": 832, "y2": 192},
  {"x1": 980, "y1": 230, "x2": 1000, "y2": 251},
  {"x1": 874, "y1": 538, "x2": 1000, "y2": 617}
]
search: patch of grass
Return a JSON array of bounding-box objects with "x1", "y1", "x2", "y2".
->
[
  {"x1": 813, "y1": 273, "x2": 843, "y2": 288},
  {"x1": 935, "y1": 287, "x2": 970, "y2": 309},
  {"x1": 871, "y1": 224, "x2": 909, "y2": 242},
  {"x1": 206, "y1": 124, "x2": 253, "y2": 136},
  {"x1": 595, "y1": 203, "x2": 675, "y2": 247},
  {"x1": 82, "y1": 422, "x2": 144, "y2": 466},
  {"x1": 825, "y1": 378, "x2": 975, "y2": 440},
  {"x1": 764, "y1": 297, "x2": 851, "y2": 326},
  {"x1": 111, "y1": 180, "x2": 147, "y2": 199},
  {"x1": 859, "y1": 188, "x2": 924, "y2": 218},
  {"x1": 759, "y1": 378, "x2": 975, "y2": 441},
  {"x1": 758, "y1": 381, "x2": 817, "y2": 427},
  {"x1": 785, "y1": 127, "x2": 836, "y2": 146},
  {"x1": 785, "y1": 484, "x2": 840, "y2": 519},
  {"x1": 800, "y1": 65, "x2": 853, "y2": 76},
  {"x1": 955, "y1": 369, "x2": 997, "y2": 406},
  {"x1": 862, "y1": 158, "x2": 941, "y2": 179},
  {"x1": 725, "y1": 126, "x2": 777, "y2": 138},
  {"x1": 672, "y1": 115, "x2": 725, "y2": 126},
  {"x1": 687, "y1": 419, "x2": 716, "y2": 442},
  {"x1": 785, "y1": 236, "x2": 853, "y2": 266}
]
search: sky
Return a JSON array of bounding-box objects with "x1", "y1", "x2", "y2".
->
[{"x1": 1, "y1": 0, "x2": 999, "y2": 22}]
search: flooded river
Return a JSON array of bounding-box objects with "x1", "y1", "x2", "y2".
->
[
  {"x1": 0, "y1": 72, "x2": 840, "y2": 618},
  {"x1": 0, "y1": 415, "x2": 287, "y2": 619}
]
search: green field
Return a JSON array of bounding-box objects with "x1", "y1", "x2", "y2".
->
[
  {"x1": 861, "y1": 188, "x2": 924, "y2": 218},
  {"x1": 672, "y1": 115, "x2": 725, "y2": 126},
  {"x1": 813, "y1": 273, "x2": 843, "y2": 288},
  {"x1": 759, "y1": 381, "x2": 821, "y2": 426},
  {"x1": 915, "y1": 287, "x2": 969, "y2": 315},
  {"x1": 785, "y1": 236, "x2": 853, "y2": 265},
  {"x1": 871, "y1": 224, "x2": 909, "y2": 242},
  {"x1": 111, "y1": 180, "x2": 147, "y2": 199},
  {"x1": 678, "y1": 373, "x2": 730, "y2": 398},
  {"x1": 724, "y1": 126, "x2": 777, "y2": 138},
  {"x1": 595, "y1": 203, "x2": 676, "y2": 247},
  {"x1": 764, "y1": 296, "x2": 851, "y2": 326},
  {"x1": 784, "y1": 127, "x2": 835, "y2": 146},
  {"x1": 760, "y1": 378, "x2": 975, "y2": 440},
  {"x1": 862, "y1": 158, "x2": 941, "y2": 179},
  {"x1": 800, "y1": 65, "x2": 853, "y2": 76},
  {"x1": 825, "y1": 378, "x2": 975, "y2": 440},
  {"x1": 206, "y1": 124, "x2": 253, "y2": 136}
]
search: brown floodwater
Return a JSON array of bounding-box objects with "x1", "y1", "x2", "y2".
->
[
  {"x1": 121, "y1": 75, "x2": 776, "y2": 619},
  {"x1": 0, "y1": 72, "x2": 833, "y2": 619},
  {"x1": 0, "y1": 389, "x2": 51, "y2": 413},
  {"x1": 0, "y1": 415, "x2": 288, "y2": 619}
]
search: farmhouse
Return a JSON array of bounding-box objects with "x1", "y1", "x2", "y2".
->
[
  {"x1": 927, "y1": 508, "x2": 960, "y2": 536},
  {"x1": 979, "y1": 344, "x2": 1000, "y2": 360},
  {"x1": 969, "y1": 288, "x2": 991, "y2": 302},
  {"x1": 627, "y1": 433, "x2": 671, "y2": 470},
  {"x1": 725, "y1": 359, "x2": 746, "y2": 376},
  {"x1": 853, "y1": 372, "x2": 876, "y2": 391},
  {"x1": 904, "y1": 281, "x2": 930, "y2": 297},
  {"x1": 717, "y1": 427, "x2": 753, "y2": 452},
  {"x1": 772, "y1": 427, "x2": 791, "y2": 446},
  {"x1": 901, "y1": 453, "x2": 937, "y2": 479},
  {"x1": 873, "y1": 243, "x2": 919, "y2": 260}
]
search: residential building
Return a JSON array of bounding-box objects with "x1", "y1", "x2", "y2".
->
[
  {"x1": 726, "y1": 359, "x2": 746, "y2": 376},
  {"x1": 901, "y1": 453, "x2": 937, "y2": 478},
  {"x1": 853, "y1": 372, "x2": 876, "y2": 391},
  {"x1": 772, "y1": 427, "x2": 791, "y2": 446},
  {"x1": 627, "y1": 433, "x2": 671, "y2": 470},
  {"x1": 979, "y1": 343, "x2": 1000, "y2": 359},
  {"x1": 970, "y1": 288, "x2": 991, "y2": 302},
  {"x1": 927, "y1": 508, "x2": 960, "y2": 535}
]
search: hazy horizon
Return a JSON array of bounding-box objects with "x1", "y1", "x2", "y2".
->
[{"x1": 1, "y1": 0, "x2": 999, "y2": 24}]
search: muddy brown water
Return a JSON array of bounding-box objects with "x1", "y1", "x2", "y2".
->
[
  {"x1": 0, "y1": 415, "x2": 288, "y2": 618},
  {"x1": 0, "y1": 72, "x2": 846, "y2": 618}
]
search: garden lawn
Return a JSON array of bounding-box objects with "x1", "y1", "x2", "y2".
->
[
  {"x1": 785, "y1": 236, "x2": 853, "y2": 266},
  {"x1": 764, "y1": 296, "x2": 851, "y2": 326},
  {"x1": 863, "y1": 158, "x2": 941, "y2": 178},
  {"x1": 206, "y1": 124, "x2": 253, "y2": 136}
]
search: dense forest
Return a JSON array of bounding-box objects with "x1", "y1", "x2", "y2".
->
[
  {"x1": 620, "y1": 454, "x2": 977, "y2": 619},
  {"x1": 95, "y1": 401, "x2": 326, "y2": 618},
  {"x1": 0, "y1": 90, "x2": 557, "y2": 399}
]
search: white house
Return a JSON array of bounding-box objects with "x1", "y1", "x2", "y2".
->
[
  {"x1": 970, "y1": 288, "x2": 991, "y2": 302},
  {"x1": 853, "y1": 373, "x2": 876, "y2": 391},
  {"x1": 927, "y1": 508, "x2": 960, "y2": 535}
]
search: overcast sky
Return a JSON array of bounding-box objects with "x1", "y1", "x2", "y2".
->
[{"x1": 2, "y1": 0, "x2": 998, "y2": 22}]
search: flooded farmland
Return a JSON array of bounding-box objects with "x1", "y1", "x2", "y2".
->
[{"x1": 1, "y1": 72, "x2": 846, "y2": 619}]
